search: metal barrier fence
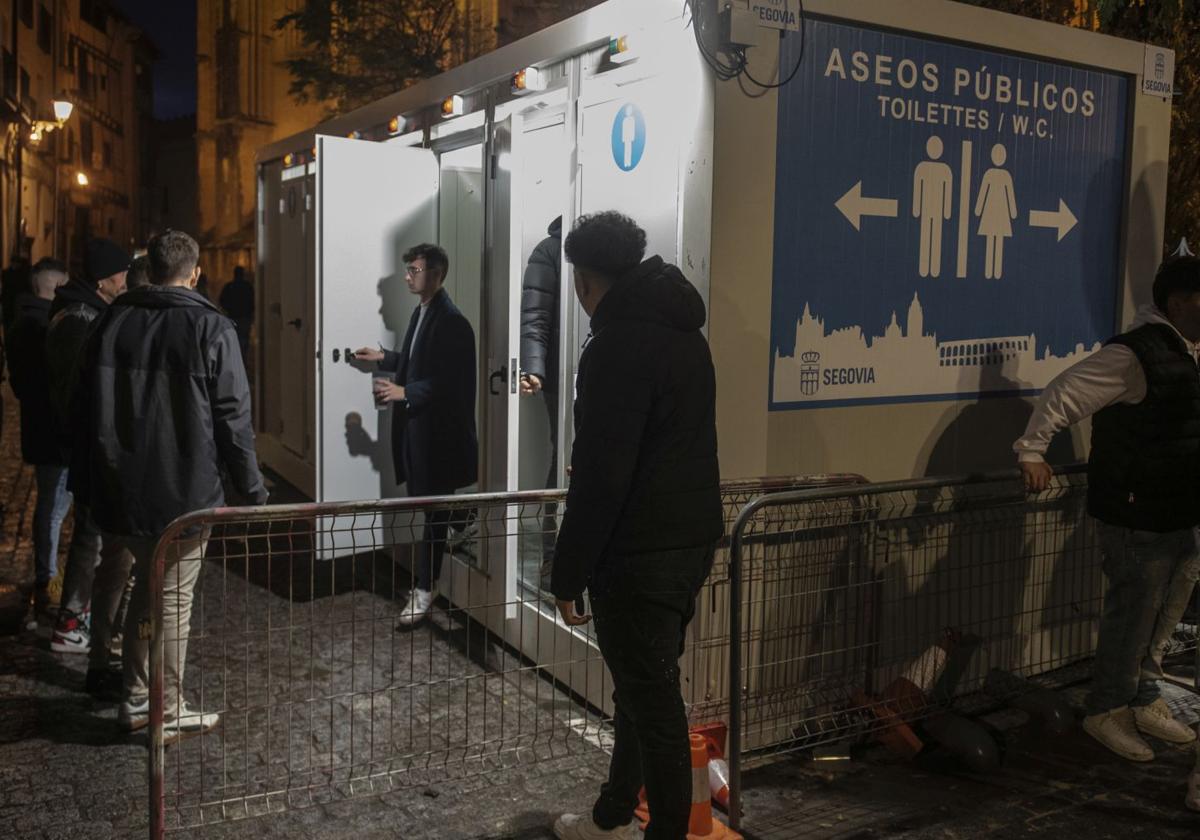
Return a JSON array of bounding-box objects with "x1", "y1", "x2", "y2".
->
[
  {"x1": 726, "y1": 466, "x2": 1200, "y2": 830},
  {"x1": 146, "y1": 474, "x2": 866, "y2": 838}
]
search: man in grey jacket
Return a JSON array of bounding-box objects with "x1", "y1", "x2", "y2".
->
[{"x1": 1016, "y1": 256, "x2": 1200, "y2": 778}]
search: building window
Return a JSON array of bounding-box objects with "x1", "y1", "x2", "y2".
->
[
  {"x1": 37, "y1": 5, "x2": 51, "y2": 54},
  {"x1": 19, "y1": 67, "x2": 30, "y2": 108},
  {"x1": 2, "y1": 50, "x2": 14, "y2": 101},
  {"x1": 78, "y1": 49, "x2": 91, "y2": 99},
  {"x1": 20, "y1": 0, "x2": 32, "y2": 28},
  {"x1": 102, "y1": 140, "x2": 111, "y2": 169},
  {"x1": 80, "y1": 118, "x2": 93, "y2": 166},
  {"x1": 79, "y1": 0, "x2": 106, "y2": 32}
]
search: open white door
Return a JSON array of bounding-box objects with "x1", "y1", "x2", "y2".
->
[{"x1": 315, "y1": 134, "x2": 439, "y2": 555}]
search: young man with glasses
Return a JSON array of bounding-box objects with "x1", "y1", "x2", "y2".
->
[{"x1": 354, "y1": 244, "x2": 478, "y2": 626}]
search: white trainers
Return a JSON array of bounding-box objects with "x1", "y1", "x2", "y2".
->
[
  {"x1": 1083, "y1": 706, "x2": 1154, "y2": 762},
  {"x1": 164, "y1": 704, "x2": 220, "y2": 743},
  {"x1": 1133, "y1": 698, "x2": 1197, "y2": 745},
  {"x1": 119, "y1": 698, "x2": 220, "y2": 741},
  {"x1": 119, "y1": 697, "x2": 150, "y2": 732},
  {"x1": 396, "y1": 588, "x2": 434, "y2": 627},
  {"x1": 553, "y1": 814, "x2": 642, "y2": 840}
]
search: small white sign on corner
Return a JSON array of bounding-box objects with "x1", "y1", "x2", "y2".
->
[
  {"x1": 1142, "y1": 43, "x2": 1175, "y2": 98},
  {"x1": 748, "y1": 0, "x2": 801, "y2": 33}
]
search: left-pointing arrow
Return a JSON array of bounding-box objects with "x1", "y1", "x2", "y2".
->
[{"x1": 836, "y1": 181, "x2": 899, "y2": 231}]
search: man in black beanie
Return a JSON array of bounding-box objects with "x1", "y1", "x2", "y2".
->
[{"x1": 47, "y1": 239, "x2": 132, "y2": 688}]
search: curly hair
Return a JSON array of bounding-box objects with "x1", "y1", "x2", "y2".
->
[{"x1": 563, "y1": 212, "x2": 646, "y2": 279}]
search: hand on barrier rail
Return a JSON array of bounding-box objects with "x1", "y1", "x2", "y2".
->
[
  {"x1": 1020, "y1": 461, "x2": 1053, "y2": 493},
  {"x1": 556, "y1": 598, "x2": 592, "y2": 626}
]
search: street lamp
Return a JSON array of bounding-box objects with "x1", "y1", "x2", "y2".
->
[
  {"x1": 30, "y1": 98, "x2": 74, "y2": 141},
  {"x1": 76, "y1": 171, "x2": 88, "y2": 187}
]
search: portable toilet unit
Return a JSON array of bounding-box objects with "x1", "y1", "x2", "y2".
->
[{"x1": 254, "y1": 0, "x2": 1170, "y2": 709}]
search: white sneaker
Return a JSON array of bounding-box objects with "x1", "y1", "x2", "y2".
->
[
  {"x1": 119, "y1": 697, "x2": 150, "y2": 732},
  {"x1": 1133, "y1": 698, "x2": 1197, "y2": 745},
  {"x1": 1083, "y1": 706, "x2": 1154, "y2": 762},
  {"x1": 396, "y1": 588, "x2": 434, "y2": 627},
  {"x1": 553, "y1": 814, "x2": 642, "y2": 840},
  {"x1": 164, "y1": 704, "x2": 220, "y2": 743}
]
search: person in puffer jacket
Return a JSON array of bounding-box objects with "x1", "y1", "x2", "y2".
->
[
  {"x1": 550, "y1": 212, "x2": 721, "y2": 840},
  {"x1": 46, "y1": 239, "x2": 132, "y2": 670}
]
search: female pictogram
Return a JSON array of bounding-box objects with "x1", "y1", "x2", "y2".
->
[{"x1": 974, "y1": 143, "x2": 1017, "y2": 279}]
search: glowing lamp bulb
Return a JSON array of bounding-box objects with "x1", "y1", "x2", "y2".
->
[
  {"x1": 512, "y1": 67, "x2": 545, "y2": 94},
  {"x1": 76, "y1": 171, "x2": 89, "y2": 187},
  {"x1": 608, "y1": 34, "x2": 636, "y2": 64},
  {"x1": 441, "y1": 95, "x2": 464, "y2": 118}
]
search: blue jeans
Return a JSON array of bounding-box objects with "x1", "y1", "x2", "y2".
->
[
  {"x1": 1089, "y1": 523, "x2": 1197, "y2": 714},
  {"x1": 33, "y1": 465, "x2": 71, "y2": 587}
]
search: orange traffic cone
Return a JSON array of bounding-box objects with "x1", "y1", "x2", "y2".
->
[
  {"x1": 632, "y1": 735, "x2": 743, "y2": 838},
  {"x1": 686, "y1": 734, "x2": 742, "y2": 839}
]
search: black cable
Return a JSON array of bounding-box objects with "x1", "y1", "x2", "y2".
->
[{"x1": 739, "y1": 0, "x2": 806, "y2": 90}]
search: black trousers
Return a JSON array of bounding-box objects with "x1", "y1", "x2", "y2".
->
[{"x1": 589, "y1": 545, "x2": 714, "y2": 839}]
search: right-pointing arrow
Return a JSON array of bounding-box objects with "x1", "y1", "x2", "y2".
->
[
  {"x1": 1028, "y1": 199, "x2": 1078, "y2": 242},
  {"x1": 836, "y1": 181, "x2": 899, "y2": 231}
]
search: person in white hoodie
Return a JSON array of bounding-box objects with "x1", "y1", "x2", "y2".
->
[{"x1": 1016, "y1": 256, "x2": 1200, "y2": 773}]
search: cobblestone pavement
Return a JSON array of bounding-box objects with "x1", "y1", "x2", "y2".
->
[{"x1": 1, "y1": 384, "x2": 1199, "y2": 839}]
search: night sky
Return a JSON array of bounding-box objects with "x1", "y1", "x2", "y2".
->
[{"x1": 110, "y1": 0, "x2": 196, "y2": 120}]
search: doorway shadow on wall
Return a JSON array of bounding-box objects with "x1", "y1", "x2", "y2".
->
[{"x1": 340, "y1": 270, "x2": 410, "y2": 501}]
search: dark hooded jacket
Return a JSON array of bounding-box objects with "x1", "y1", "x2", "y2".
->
[
  {"x1": 46, "y1": 278, "x2": 109, "y2": 453},
  {"x1": 7, "y1": 293, "x2": 63, "y2": 465},
  {"x1": 550, "y1": 257, "x2": 722, "y2": 601},
  {"x1": 75, "y1": 285, "x2": 267, "y2": 536},
  {"x1": 519, "y1": 217, "x2": 562, "y2": 391}
]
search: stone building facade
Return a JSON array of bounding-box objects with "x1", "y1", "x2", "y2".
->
[{"x1": 0, "y1": 0, "x2": 153, "y2": 273}]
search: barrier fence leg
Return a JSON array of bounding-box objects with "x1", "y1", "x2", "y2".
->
[
  {"x1": 729, "y1": 530, "x2": 743, "y2": 833},
  {"x1": 149, "y1": 539, "x2": 166, "y2": 840}
]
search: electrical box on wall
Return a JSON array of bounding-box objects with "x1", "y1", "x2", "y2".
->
[{"x1": 720, "y1": 0, "x2": 800, "y2": 47}]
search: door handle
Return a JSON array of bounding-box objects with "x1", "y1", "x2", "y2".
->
[
  {"x1": 287, "y1": 318, "x2": 303, "y2": 329},
  {"x1": 489, "y1": 366, "x2": 506, "y2": 396},
  {"x1": 332, "y1": 348, "x2": 340, "y2": 363}
]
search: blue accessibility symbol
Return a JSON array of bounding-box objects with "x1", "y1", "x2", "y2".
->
[{"x1": 611, "y1": 103, "x2": 646, "y2": 172}]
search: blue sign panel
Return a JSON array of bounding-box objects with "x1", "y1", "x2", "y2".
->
[
  {"x1": 769, "y1": 20, "x2": 1129, "y2": 410},
  {"x1": 611, "y1": 103, "x2": 647, "y2": 171}
]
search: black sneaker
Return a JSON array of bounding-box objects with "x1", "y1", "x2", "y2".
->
[{"x1": 85, "y1": 667, "x2": 123, "y2": 701}]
